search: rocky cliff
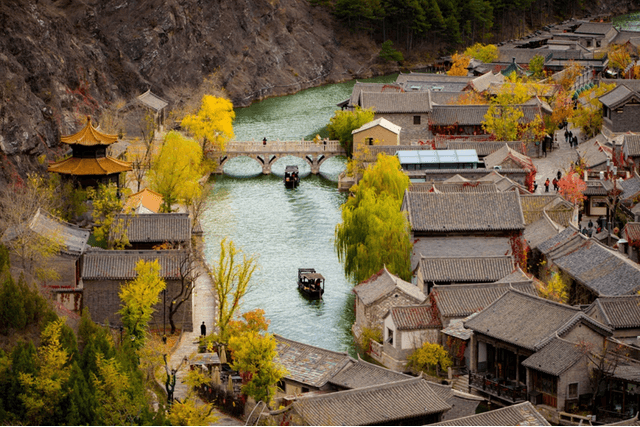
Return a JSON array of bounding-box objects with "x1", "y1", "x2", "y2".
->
[{"x1": 0, "y1": 0, "x2": 384, "y2": 181}]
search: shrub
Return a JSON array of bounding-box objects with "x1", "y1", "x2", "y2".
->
[{"x1": 379, "y1": 40, "x2": 404, "y2": 62}]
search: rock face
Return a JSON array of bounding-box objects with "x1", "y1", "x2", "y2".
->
[{"x1": 0, "y1": 0, "x2": 382, "y2": 181}]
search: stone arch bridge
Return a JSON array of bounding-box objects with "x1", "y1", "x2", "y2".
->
[{"x1": 212, "y1": 140, "x2": 347, "y2": 174}]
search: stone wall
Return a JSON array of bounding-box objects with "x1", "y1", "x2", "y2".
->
[{"x1": 83, "y1": 278, "x2": 193, "y2": 332}]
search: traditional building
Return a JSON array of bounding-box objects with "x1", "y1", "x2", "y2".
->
[
  {"x1": 123, "y1": 188, "x2": 164, "y2": 214},
  {"x1": 402, "y1": 190, "x2": 526, "y2": 269},
  {"x1": 432, "y1": 401, "x2": 550, "y2": 426},
  {"x1": 600, "y1": 85, "x2": 640, "y2": 134},
  {"x1": 80, "y1": 249, "x2": 193, "y2": 331},
  {"x1": 585, "y1": 295, "x2": 640, "y2": 345},
  {"x1": 352, "y1": 266, "x2": 426, "y2": 342},
  {"x1": 379, "y1": 304, "x2": 441, "y2": 371},
  {"x1": 48, "y1": 118, "x2": 132, "y2": 189},
  {"x1": 351, "y1": 118, "x2": 401, "y2": 153},
  {"x1": 274, "y1": 335, "x2": 351, "y2": 396},
  {"x1": 416, "y1": 255, "x2": 515, "y2": 294},
  {"x1": 465, "y1": 290, "x2": 611, "y2": 406},
  {"x1": 280, "y1": 378, "x2": 451, "y2": 426},
  {"x1": 109, "y1": 213, "x2": 192, "y2": 250},
  {"x1": 537, "y1": 227, "x2": 640, "y2": 304}
]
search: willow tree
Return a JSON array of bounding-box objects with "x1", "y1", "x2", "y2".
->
[
  {"x1": 181, "y1": 95, "x2": 235, "y2": 153},
  {"x1": 335, "y1": 153, "x2": 411, "y2": 284},
  {"x1": 149, "y1": 131, "x2": 203, "y2": 212},
  {"x1": 327, "y1": 107, "x2": 374, "y2": 157}
]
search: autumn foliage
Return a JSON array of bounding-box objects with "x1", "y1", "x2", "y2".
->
[
  {"x1": 448, "y1": 53, "x2": 470, "y2": 76},
  {"x1": 557, "y1": 172, "x2": 587, "y2": 206}
]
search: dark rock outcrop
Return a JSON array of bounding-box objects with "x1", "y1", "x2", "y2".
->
[{"x1": 0, "y1": 0, "x2": 383, "y2": 181}]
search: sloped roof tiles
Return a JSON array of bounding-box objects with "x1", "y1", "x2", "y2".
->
[
  {"x1": 403, "y1": 191, "x2": 526, "y2": 233},
  {"x1": 521, "y1": 337, "x2": 585, "y2": 376},
  {"x1": 419, "y1": 256, "x2": 514, "y2": 283},
  {"x1": 353, "y1": 266, "x2": 426, "y2": 306},
  {"x1": 111, "y1": 213, "x2": 191, "y2": 243},
  {"x1": 432, "y1": 401, "x2": 550, "y2": 426},
  {"x1": 81, "y1": 249, "x2": 188, "y2": 280},
  {"x1": 388, "y1": 304, "x2": 441, "y2": 330},
  {"x1": 586, "y1": 295, "x2": 640, "y2": 329}
]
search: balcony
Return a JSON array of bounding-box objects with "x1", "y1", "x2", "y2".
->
[{"x1": 469, "y1": 372, "x2": 527, "y2": 403}]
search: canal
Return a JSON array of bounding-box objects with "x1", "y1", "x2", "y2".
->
[{"x1": 200, "y1": 75, "x2": 397, "y2": 354}]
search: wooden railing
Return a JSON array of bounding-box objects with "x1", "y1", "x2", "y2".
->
[
  {"x1": 469, "y1": 372, "x2": 527, "y2": 402},
  {"x1": 223, "y1": 140, "x2": 345, "y2": 153}
]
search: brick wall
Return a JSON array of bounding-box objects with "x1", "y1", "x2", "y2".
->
[
  {"x1": 353, "y1": 126, "x2": 399, "y2": 152},
  {"x1": 605, "y1": 104, "x2": 640, "y2": 133}
]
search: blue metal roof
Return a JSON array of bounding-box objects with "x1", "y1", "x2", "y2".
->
[{"x1": 396, "y1": 149, "x2": 479, "y2": 164}]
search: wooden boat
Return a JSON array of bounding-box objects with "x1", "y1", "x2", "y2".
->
[
  {"x1": 297, "y1": 268, "x2": 324, "y2": 299},
  {"x1": 284, "y1": 165, "x2": 300, "y2": 188}
]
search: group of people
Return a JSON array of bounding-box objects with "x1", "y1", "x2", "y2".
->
[
  {"x1": 542, "y1": 170, "x2": 563, "y2": 193},
  {"x1": 564, "y1": 128, "x2": 579, "y2": 148}
]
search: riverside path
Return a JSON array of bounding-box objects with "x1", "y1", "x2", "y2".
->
[{"x1": 213, "y1": 140, "x2": 346, "y2": 174}]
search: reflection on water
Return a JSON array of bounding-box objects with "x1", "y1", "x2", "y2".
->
[
  {"x1": 202, "y1": 74, "x2": 397, "y2": 354},
  {"x1": 201, "y1": 157, "x2": 355, "y2": 353}
]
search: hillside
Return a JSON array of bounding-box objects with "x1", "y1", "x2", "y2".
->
[{"x1": 0, "y1": 0, "x2": 384, "y2": 181}]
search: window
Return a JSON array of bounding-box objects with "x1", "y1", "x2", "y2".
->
[
  {"x1": 568, "y1": 383, "x2": 579, "y2": 399},
  {"x1": 414, "y1": 115, "x2": 421, "y2": 125},
  {"x1": 386, "y1": 328, "x2": 394, "y2": 346},
  {"x1": 366, "y1": 137, "x2": 374, "y2": 146}
]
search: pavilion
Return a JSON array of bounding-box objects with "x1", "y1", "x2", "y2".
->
[{"x1": 48, "y1": 117, "x2": 132, "y2": 189}]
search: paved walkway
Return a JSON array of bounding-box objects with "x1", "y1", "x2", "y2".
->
[
  {"x1": 530, "y1": 125, "x2": 584, "y2": 195},
  {"x1": 167, "y1": 258, "x2": 243, "y2": 426}
]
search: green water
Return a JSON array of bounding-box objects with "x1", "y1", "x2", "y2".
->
[
  {"x1": 613, "y1": 12, "x2": 640, "y2": 31},
  {"x1": 201, "y1": 74, "x2": 397, "y2": 354}
]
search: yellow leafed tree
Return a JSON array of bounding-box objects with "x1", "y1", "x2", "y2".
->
[
  {"x1": 538, "y1": 271, "x2": 568, "y2": 303},
  {"x1": 118, "y1": 259, "x2": 166, "y2": 349},
  {"x1": 448, "y1": 54, "x2": 470, "y2": 76},
  {"x1": 181, "y1": 95, "x2": 235, "y2": 153},
  {"x1": 19, "y1": 318, "x2": 71, "y2": 425},
  {"x1": 464, "y1": 43, "x2": 498, "y2": 63},
  {"x1": 149, "y1": 131, "x2": 204, "y2": 213}
]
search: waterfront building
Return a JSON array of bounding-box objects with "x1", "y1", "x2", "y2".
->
[{"x1": 47, "y1": 117, "x2": 131, "y2": 189}]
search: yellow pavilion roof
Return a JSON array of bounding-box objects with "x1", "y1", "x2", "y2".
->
[
  {"x1": 123, "y1": 188, "x2": 164, "y2": 214},
  {"x1": 48, "y1": 156, "x2": 132, "y2": 176},
  {"x1": 60, "y1": 117, "x2": 118, "y2": 146}
]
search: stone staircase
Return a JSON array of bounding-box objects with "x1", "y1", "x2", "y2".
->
[{"x1": 451, "y1": 374, "x2": 469, "y2": 393}]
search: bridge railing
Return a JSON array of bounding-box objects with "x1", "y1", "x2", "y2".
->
[{"x1": 224, "y1": 140, "x2": 345, "y2": 153}]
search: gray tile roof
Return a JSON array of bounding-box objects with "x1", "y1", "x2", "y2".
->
[
  {"x1": 274, "y1": 335, "x2": 352, "y2": 388},
  {"x1": 433, "y1": 282, "x2": 538, "y2": 319},
  {"x1": 329, "y1": 358, "x2": 412, "y2": 389},
  {"x1": 586, "y1": 295, "x2": 640, "y2": 329},
  {"x1": 348, "y1": 82, "x2": 403, "y2": 108},
  {"x1": 137, "y1": 90, "x2": 169, "y2": 111},
  {"x1": 420, "y1": 256, "x2": 514, "y2": 283},
  {"x1": 621, "y1": 175, "x2": 640, "y2": 201},
  {"x1": 360, "y1": 91, "x2": 432, "y2": 113},
  {"x1": 540, "y1": 228, "x2": 640, "y2": 296},
  {"x1": 464, "y1": 289, "x2": 609, "y2": 351},
  {"x1": 353, "y1": 266, "x2": 426, "y2": 306},
  {"x1": 498, "y1": 48, "x2": 552, "y2": 64},
  {"x1": 396, "y1": 72, "x2": 471, "y2": 92},
  {"x1": 291, "y1": 378, "x2": 451, "y2": 425},
  {"x1": 0, "y1": 208, "x2": 90, "y2": 256},
  {"x1": 624, "y1": 135, "x2": 640, "y2": 158},
  {"x1": 610, "y1": 362, "x2": 640, "y2": 383},
  {"x1": 524, "y1": 214, "x2": 564, "y2": 250},
  {"x1": 403, "y1": 191, "x2": 526, "y2": 233},
  {"x1": 432, "y1": 401, "x2": 551, "y2": 426},
  {"x1": 430, "y1": 92, "x2": 461, "y2": 105},
  {"x1": 583, "y1": 179, "x2": 613, "y2": 196},
  {"x1": 410, "y1": 182, "x2": 499, "y2": 193},
  {"x1": 388, "y1": 304, "x2": 441, "y2": 330},
  {"x1": 484, "y1": 144, "x2": 536, "y2": 171},
  {"x1": 599, "y1": 85, "x2": 635, "y2": 109},
  {"x1": 446, "y1": 141, "x2": 526, "y2": 157},
  {"x1": 81, "y1": 249, "x2": 188, "y2": 280},
  {"x1": 430, "y1": 104, "x2": 542, "y2": 127},
  {"x1": 111, "y1": 213, "x2": 191, "y2": 243},
  {"x1": 522, "y1": 337, "x2": 585, "y2": 376},
  {"x1": 520, "y1": 194, "x2": 573, "y2": 226},
  {"x1": 575, "y1": 22, "x2": 615, "y2": 35}
]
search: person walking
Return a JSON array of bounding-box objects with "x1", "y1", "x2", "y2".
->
[
  {"x1": 200, "y1": 321, "x2": 207, "y2": 337},
  {"x1": 557, "y1": 170, "x2": 562, "y2": 181},
  {"x1": 544, "y1": 178, "x2": 550, "y2": 192},
  {"x1": 573, "y1": 135, "x2": 578, "y2": 148},
  {"x1": 564, "y1": 128, "x2": 570, "y2": 144},
  {"x1": 552, "y1": 177, "x2": 558, "y2": 191},
  {"x1": 263, "y1": 137, "x2": 267, "y2": 146},
  {"x1": 542, "y1": 138, "x2": 547, "y2": 157}
]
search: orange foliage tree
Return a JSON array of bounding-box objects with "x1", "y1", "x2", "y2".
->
[{"x1": 557, "y1": 172, "x2": 587, "y2": 206}]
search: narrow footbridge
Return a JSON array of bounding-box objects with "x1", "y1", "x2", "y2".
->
[{"x1": 212, "y1": 140, "x2": 347, "y2": 174}]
